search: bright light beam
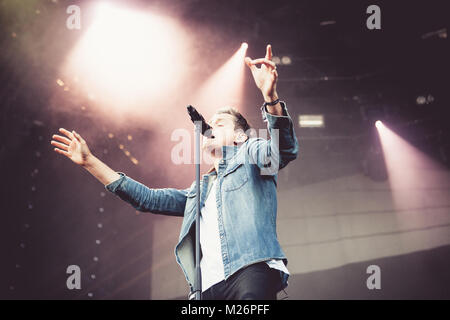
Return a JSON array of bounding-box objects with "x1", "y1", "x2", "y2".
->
[
  {"x1": 191, "y1": 42, "x2": 248, "y2": 119},
  {"x1": 376, "y1": 122, "x2": 447, "y2": 223},
  {"x1": 63, "y1": 2, "x2": 191, "y2": 116}
]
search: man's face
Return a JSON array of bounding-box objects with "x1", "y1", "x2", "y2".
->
[{"x1": 202, "y1": 113, "x2": 238, "y2": 156}]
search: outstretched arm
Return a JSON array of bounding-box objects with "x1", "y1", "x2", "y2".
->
[
  {"x1": 105, "y1": 173, "x2": 189, "y2": 217},
  {"x1": 51, "y1": 128, "x2": 187, "y2": 216}
]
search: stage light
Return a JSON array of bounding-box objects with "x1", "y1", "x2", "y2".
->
[
  {"x1": 320, "y1": 20, "x2": 336, "y2": 26},
  {"x1": 192, "y1": 43, "x2": 248, "y2": 116},
  {"x1": 281, "y1": 56, "x2": 292, "y2": 65},
  {"x1": 416, "y1": 96, "x2": 426, "y2": 105},
  {"x1": 376, "y1": 122, "x2": 446, "y2": 217},
  {"x1": 375, "y1": 120, "x2": 383, "y2": 129},
  {"x1": 416, "y1": 94, "x2": 434, "y2": 105},
  {"x1": 272, "y1": 55, "x2": 292, "y2": 65},
  {"x1": 63, "y1": 2, "x2": 192, "y2": 115},
  {"x1": 421, "y1": 28, "x2": 447, "y2": 39},
  {"x1": 298, "y1": 115, "x2": 324, "y2": 128}
]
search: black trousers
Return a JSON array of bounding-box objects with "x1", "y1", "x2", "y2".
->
[{"x1": 201, "y1": 261, "x2": 281, "y2": 300}]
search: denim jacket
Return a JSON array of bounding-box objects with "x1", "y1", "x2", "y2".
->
[{"x1": 105, "y1": 101, "x2": 299, "y2": 295}]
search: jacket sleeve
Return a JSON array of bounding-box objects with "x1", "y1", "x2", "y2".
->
[
  {"x1": 104, "y1": 172, "x2": 188, "y2": 217},
  {"x1": 246, "y1": 101, "x2": 299, "y2": 175}
]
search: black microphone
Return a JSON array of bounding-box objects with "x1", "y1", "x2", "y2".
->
[{"x1": 186, "y1": 105, "x2": 212, "y2": 137}]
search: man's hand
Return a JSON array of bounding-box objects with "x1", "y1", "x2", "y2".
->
[
  {"x1": 51, "y1": 128, "x2": 93, "y2": 166},
  {"x1": 245, "y1": 44, "x2": 279, "y2": 102}
]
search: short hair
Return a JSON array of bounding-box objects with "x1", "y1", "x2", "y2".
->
[{"x1": 215, "y1": 106, "x2": 252, "y2": 133}]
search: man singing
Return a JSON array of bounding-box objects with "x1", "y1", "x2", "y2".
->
[{"x1": 51, "y1": 44, "x2": 299, "y2": 300}]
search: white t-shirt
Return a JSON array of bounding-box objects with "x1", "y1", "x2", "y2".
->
[{"x1": 200, "y1": 178, "x2": 289, "y2": 292}]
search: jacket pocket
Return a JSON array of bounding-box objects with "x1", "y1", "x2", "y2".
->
[
  {"x1": 222, "y1": 162, "x2": 249, "y2": 191},
  {"x1": 186, "y1": 190, "x2": 197, "y2": 198},
  {"x1": 184, "y1": 190, "x2": 197, "y2": 215}
]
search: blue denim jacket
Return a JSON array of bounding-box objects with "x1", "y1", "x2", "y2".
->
[{"x1": 105, "y1": 102, "x2": 298, "y2": 295}]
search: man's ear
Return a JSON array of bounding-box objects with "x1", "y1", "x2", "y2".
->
[{"x1": 233, "y1": 130, "x2": 248, "y2": 145}]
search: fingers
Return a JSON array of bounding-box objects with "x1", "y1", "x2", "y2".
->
[
  {"x1": 244, "y1": 57, "x2": 256, "y2": 69},
  {"x1": 52, "y1": 134, "x2": 71, "y2": 145},
  {"x1": 272, "y1": 68, "x2": 278, "y2": 78},
  {"x1": 59, "y1": 128, "x2": 75, "y2": 140},
  {"x1": 50, "y1": 140, "x2": 69, "y2": 151},
  {"x1": 53, "y1": 147, "x2": 70, "y2": 158},
  {"x1": 248, "y1": 58, "x2": 276, "y2": 69},
  {"x1": 265, "y1": 44, "x2": 272, "y2": 60},
  {"x1": 72, "y1": 130, "x2": 86, "y2": 144},
  {"x1": 245, "y1": 57, "x2": 257, "y2": 72}
]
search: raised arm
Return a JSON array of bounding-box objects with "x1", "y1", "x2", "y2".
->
[
  {"x1": 246, "y1": 102, "x2": 298, "y2": 175},
  {"x1": 244, "y1": 45, "x2": 299, "y2": 175}
]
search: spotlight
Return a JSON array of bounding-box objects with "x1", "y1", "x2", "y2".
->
[
  {"x1": 272, "y1": 56, "x2": 281, "y2": 65},
  {"x1": 241, "y1": 42, "x2": 248, "y2": 50},
  {"x1": 65, "y1": 2, "x2": 191, "y2": 111},
  {"x1": 281, "y1": 56, "x2": 292, "y2": 65},
  {"x1": 415, "y1": 94, "x2": 435, "y2": 105},
  {"x1": 416, "y1": 96, "x2": 426, "y2": 105},
  {"x1": 298, "y1": 115, "x2": 324, "y2": 128},
  {"x1": 375, "y1": 120, "x2": 383, "y2": 129}
]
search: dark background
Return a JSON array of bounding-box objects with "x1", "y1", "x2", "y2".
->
[{"x1": 1, "y1": 0, "x2": 449, "y2": 299}]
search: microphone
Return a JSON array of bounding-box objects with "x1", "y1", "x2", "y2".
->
[{"x1": 186, "y1": 105, "x2": 212, "y2": 137}]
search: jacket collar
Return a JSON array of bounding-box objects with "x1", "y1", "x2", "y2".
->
[
  {"x1": 222, "y1": 144, "x2": 240, "y2": 160},
  {"x1": 205, "y1": 144, "x2": 241, "y2": 175}
]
